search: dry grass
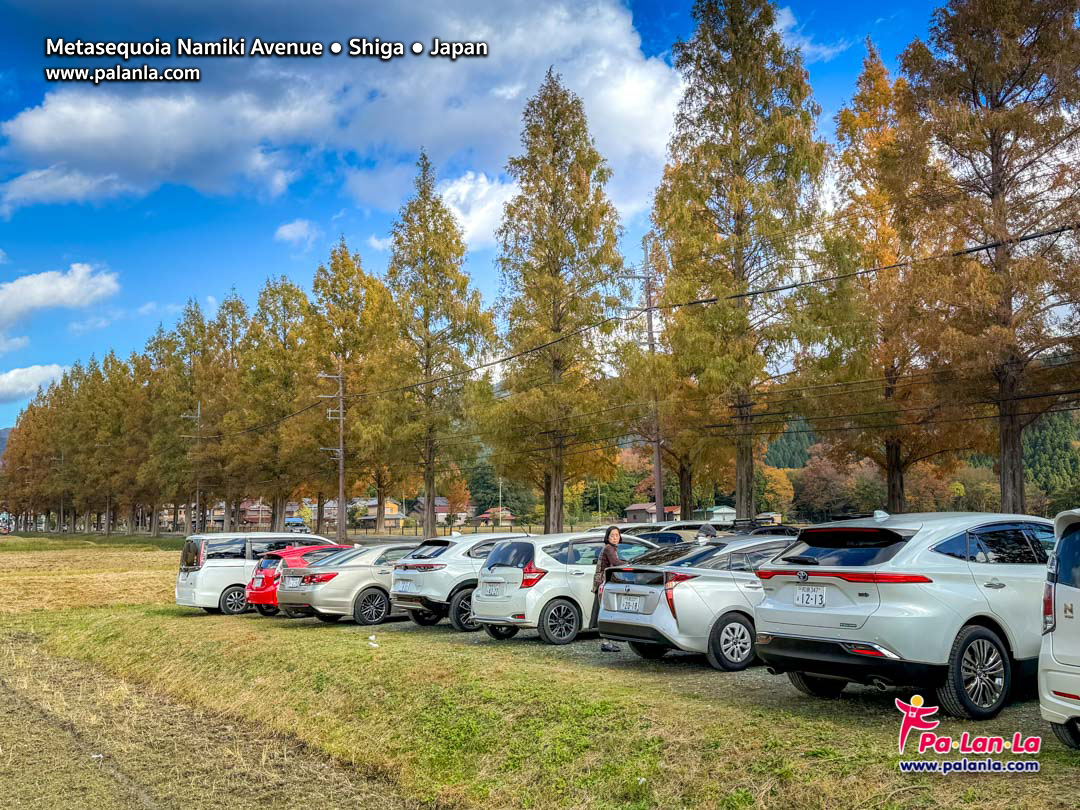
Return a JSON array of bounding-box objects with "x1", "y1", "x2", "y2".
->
[{"x1": 0, "y1": 633, "x2": 416, "y2": 810}]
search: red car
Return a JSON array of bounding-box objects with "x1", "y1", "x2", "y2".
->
[{"x1": 247, "y1": 544, "x2": 349, "y2": 616}]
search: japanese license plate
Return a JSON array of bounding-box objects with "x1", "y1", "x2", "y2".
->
[
  {"x1": 618, "y1": 595, "x2": 641, "y2": 612},
  {"x1": 794, "y1": 585, "x2": 826, "y2": 608}
]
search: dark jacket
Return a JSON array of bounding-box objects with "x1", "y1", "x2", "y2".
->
[{"x1": 593, "y1": 542, "x2": 624, "y2": 592}]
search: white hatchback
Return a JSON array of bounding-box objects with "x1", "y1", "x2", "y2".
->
[
  {"x1": 390, "y1": 533, "x2": 529, "y2": 630},
  {"x1": 1040, "y1": 509, "x2": 1080, "y2": 749},
  {"x1": 471, "y1": 534, "x2": 657, "y2": 644},
  {"x1": 755, "y1": 512, "x2": 1055, "y2": 719}
]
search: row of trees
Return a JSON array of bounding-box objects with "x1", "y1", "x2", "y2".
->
[{"x1": 3, "y1": 0, "x2": 1079, "y2": 535}]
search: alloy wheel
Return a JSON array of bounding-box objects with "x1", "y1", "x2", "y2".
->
[
  {"x1": 720, "y1": 621, "x2": 752, "y2": 662},
  {"x1": 961, "y1": 638, "x2": 1005, "y2": 708},
  {"x1": 224, "y1": 589, "x2": 246, "y2": 614},
  {"x1": 360, "y1": 592, "x2": 387, "y2": 623},
  {"x1": 547, "y1": 603, "x2": 577, "y2": 641},
  {"x1": 458, "y1": 595, "x2": 478, "y2": 629}
]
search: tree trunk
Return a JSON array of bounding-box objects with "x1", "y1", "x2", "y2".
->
[
  {"x1": 184, "y1": 500, "x2": 193, "y2": 535},
  {"x1": 542, "y1": 474, "x2": 553, "y2": 534},
  {"x1": 423, "y1": 434, "x2": 437, "y2": 537},
  {"x1": 546, "y1": 440, "x2": 565, "y2": 533},
  {"x1": 151, "y1": 502, "x2": 160, "y2": 537},
  {"x1": 316, "y1": 492, "x2": 325, "y2": 535},
  {"x1": 127, "y1": 504, "x2": 136, "y2": 535},
  {"x1": 997, "y1": 371, "x2": 1025, "y2": 513},
  {"x1": 222, "y1": 491, "x2": 232, "y2": 532},
  {"x1": 375, "y1": 484, "x2": 386, "y2": 534},
  {"x1": 678, "y1": 460, "x2": 693, "y2": 522},
  {"x1": 885, "y1": 438, "x2": 905, "y2": 513},
  {"x1": 734, "y1": 397, "x2": 754, "y2": 520}
]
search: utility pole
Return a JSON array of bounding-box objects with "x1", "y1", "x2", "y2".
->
[
  {"x1": 644, "y1": 235, "x2": 664, "y2": 524},
  {"x1": 318, "y1": 358, "x2": 346, "y2": 545},
  {"x1": 181, "y1": 401, "x2": 202, "y2": 533}
]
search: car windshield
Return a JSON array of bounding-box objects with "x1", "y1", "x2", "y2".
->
[
  {"x1": 311, "y1": 548, "x2": 365, "y2": 567},
  {"x1": 631, "y1": 543, "x2": 726, "y2": 567},
  {"x1": 405, "y1": 542, "x2": 452, "y2": 560}
]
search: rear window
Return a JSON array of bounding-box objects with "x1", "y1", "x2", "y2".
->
[
  {"x1": 632, "y1": 543, "x2": 712, "y2": 566},
  {"x1": 257, "y1": 556, "x2": 281, "y2": 570},
  {"x1": 301, "y1": 550, "x2": 339, "y2": 565},
  {"x1": 405, "y1": 542, "x2": 452, "y2": 560},
  {"x1": 485, "y1": 541, "x2": 535, "y2": 570},
  {"x1": 251, "y1": 539, "x2": 295, "y2": 558},
  {"x1": 779, "y1": 528, "x2": 912, "y2": 567},
  {"x1": 1056, "y1": 524, "x2": 1080, "y2": 589},
  {"x1": 180, "y1": 539, "x2": 200, "y2": 569},
  {"x1": 312, "y1": 549, "x2": 365, "y2": 567},
  {"x1": 204, "y1": 538, "x2": 245, "y2": 560}
]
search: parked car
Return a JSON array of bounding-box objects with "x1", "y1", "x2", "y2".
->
[
  {"x1": 585, "y1": 523, "x2": 658, "y2": 537},
  {"x1": 277, "y1": 542, "x2": 417, "y2": 624},
  {"x1": 472, "y1": 533, "x2": 657, "y2": 644},
  {"x1": 175, "y1": 532, "x2": 333, "y2": 615},
  {"x1": 245, "y1": 543, "x2": 348, "y2": 616},
  {"x1": 391, "y1": 533, "x2": 529, "y2": 630},
  {"x1": 1041, "y1": 508, "x2": 1080, "y2": 748},
  {"x1": 634, "y1": 529, "x2": 701, "y2": 545},
  {"x1": 754, "y1": 512, "x2": 1055, "y2": 719},
  {"x1": 598, "y1": 536, "x2": 794, "y2": 669}
]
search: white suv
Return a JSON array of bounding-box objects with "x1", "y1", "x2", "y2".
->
[
  {"x1": 1040, "y1": 509, "x2": 1080, "y2": 749},
  {"x1": 175, "y1": 532, "x2": 332, "y2": 615},
  {"x1": 471, "y1": 533, "x2": 657, "y2": 644},
  {"x1": 755, "y1": 512, "x2": 1054, "y2": 719},
  {"x1": 390, "y1": 533, "x2": 529, "y2": 631}
]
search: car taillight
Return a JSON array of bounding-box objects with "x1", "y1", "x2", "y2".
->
[
  {"x1": 1043, "y1": 581, "x2": 1056, "y2": 634},
  {"x1": 301, "y1": 572, "x2": 339, "y2": 585},
  {"x1": 756, "y1": 570, "x2": 932, "y2": 583},
  {"x1": 520, "y1": 561, "x2": 547, "y2": 588},
  {"x1": 664, "y1": 572, "x2": 697, "y2": 619},
  {"x1": 199, "y1": 540, "x2": 206, "y2": 568}
]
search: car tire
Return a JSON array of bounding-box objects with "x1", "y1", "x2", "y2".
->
[
  {"x1": 353, "y1": 588, "x2": 391, "y2": 625},
  {"x1": 408, "y1": 608, "x2": 443, "y2": 626},
  {"x1": 628, "y1": 641, "x2": 668, "y2": 659},
  {"x1": 314, "y1": 611, "x2": 343, "y2": 624},
  {"x1": 254, "y1": 605, "x2": 279, "y2": 617},
  {"x1": 1051, "y1": 720, "x2": 1080, "y2": 750},
  {"x1": 218, "y1": 585, "x2": 247, "y2": 616},
  {"x1": 706, "y1": 612, "x2": 756, "y2": 671},
  {"x1": 788, "y1": 671, "x2": 847, "y2": 698},
  {"x1": 483, "y1": 624, "x2": 520, "y2": 641},
  {"x1": 448, "y1": 588, "x2": 481, "y2": 632},
  {"x1": 935, "y1": 625, "x2": 1011, "y2": 720},
  {"x1": 538, "y1": 598, "x2": 581, "y2": 645}
]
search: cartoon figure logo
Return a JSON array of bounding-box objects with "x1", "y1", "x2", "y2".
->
[{"x1": 895, "y1": 694, "x2": 939, "y2": 753}]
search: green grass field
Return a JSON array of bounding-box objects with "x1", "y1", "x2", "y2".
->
[{"x1": 1, "y1": 534, "x2": 1078, "y2": 809}]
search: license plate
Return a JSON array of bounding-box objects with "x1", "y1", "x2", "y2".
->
[
  {"x1": 618, "y1": 595, "x2": 641, "y2": 612},
  {"x1": 395, "y1": 580, "x2": 416, "y2": 593},
  {"x1": 794, "y1": 585, "x2": 826, "y2": 608},
  {"x1": 483, "y1": 583, "x2": 501, "y2": 597},
  {"x1": 285, "y1": 576, "x2": 301, "y2": 588},
  {"x1": 254, "y1": 577, "x2": 263, "y2": 587}
]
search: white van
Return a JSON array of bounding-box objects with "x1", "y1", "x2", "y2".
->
[
  {"x1": 175, "y1": 532, "x2": 332, "y2": 615},
  {"x1": 1040, "y1": 509, "x2": 1080, "y2": 748}
]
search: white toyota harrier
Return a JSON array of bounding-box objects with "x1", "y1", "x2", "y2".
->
[
  {"x1": 597, "y1": 536, "x2": 794, "y2": 669},
  {"x1": 471, "y1": 533, "x2": 657, "y2": 644},
  {"x1": 390, "y1": 533, "x2": 529, "y2": 631},
  {"x1": 754, "y1": 512, "x2": 1055, "y2": 720},
  {"x1": 1040, "y1": 509, "x2": 1080, "y2": 749}
]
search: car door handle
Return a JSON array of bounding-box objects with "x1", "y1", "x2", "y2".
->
[
  {"x1": 571, "y1": 570, "x2": 586, "y2": 576},
  {"x1": 743, "y1": 583, "x2": 763, "y2": 590},
  {"x1": 377, "y1": 569, "x2": 391, "y2": 575},
  {"x1": 983, "y1": 581, "x2": 1006, "y2": 589}
]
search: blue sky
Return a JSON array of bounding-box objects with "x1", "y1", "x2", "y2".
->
[{"x1": 0, "y1": 0, "x2": 937, "y2": 425}]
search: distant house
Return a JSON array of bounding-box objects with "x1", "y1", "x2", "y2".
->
[
  {"x1": 711, "y1": 505, "x2": 737, "y2": 523},
  {"x1": 624, "y1": 502, "x2": 681, "y2": 523},
  {"x1": 473, "y1": 506, "x2": 515, "y2": 525},
  {"x1": 410, "y1": 496, "x2": 472, "y2": 525},
  {"x1": 355, "y1": 497, "x2": 405, "y2": 528}
]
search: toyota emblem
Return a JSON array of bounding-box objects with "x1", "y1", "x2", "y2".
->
[{"x1": 797, "y1": 571, "x2": 809, "y2": 582}]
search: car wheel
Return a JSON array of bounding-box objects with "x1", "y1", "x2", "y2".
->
[
  {"x1": 935, "y1": 625, "x2": 1011, "y2": 720},
  {"x1": 353, "y1": 588, "x2": 390, "y2": 625},
  {"x1": 538, "y1": 599, "x2": 581, "y2": 645},
  {"x1": 408, "y1": 608, "x2": 443, "y2": 626},
  {"x1": 218, "y1": 585, "x2": 247, "y2": 616},
  {"x1": 483, "y1": 624, "x2": 520, "y2": 641},
  {"x1": 254, "y1": 605, "x2": 279, "y2": 617},
  {"x1": 448, "y1": 588, "x2": 481, "y2": 632},
  {"x1": 706, "y1": 612, "x2": 755, "y2": 671},
  {"x1": 314, "y1": 611, "x2": 343, "y2": 624},
  {"x1": 628, "y1": 641, "x2": 668, "y2": 659},
  {"x1": 788, "y1": 671, "x2": 847, "y2": 698},
  {"x1": 1051, "y1": 720, "x2": 1080, "y2": 750}
]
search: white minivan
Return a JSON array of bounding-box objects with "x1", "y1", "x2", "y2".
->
[
  {"x1": 175, "y1": 532, "x2": 332, "y2": 615},
  {"x1": 1040, "y1": 509, "x2": 1080, "y2": 749}
]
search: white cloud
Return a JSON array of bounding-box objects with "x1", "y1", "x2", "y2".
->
[
  {"x1": 137, "y1": 301, "x2": 158, "y2": 316},
  {"x1": 0, "y1": 248, "x2": 8, "y2": 264},
  {"x1": 0, "y1": 262, "x2": 119, "y2": 329},
  {"x1": 206, "y1": 295, "x2": 218, "y2": 310},
  {"x1": 0, "y1": 166, "x2": 136, "y2": 218},
  {"x1": 439, "y1": 172, "x2": 518, "y2": 249},
  {"x1": 774, "y1": 7, "x2": 852, "y2": 64},
  {"x1": 366, "y1": 234, "x2": 392, "y2": 252},
  {"x1": 69, "y1": 315, "x2": 112, "y2": 334},
  {"x1": 0, "y1": 364, "x2": 65, "y2": 402},
  {"x1": 274, "y1": 218, "x2": 319, "y2": 250},
  {"x1": 0, "y1": 335, "x2": 28, "y2": 353}
]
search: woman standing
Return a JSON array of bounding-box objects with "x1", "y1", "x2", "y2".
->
[{"x1": 592, "y1": 525, "x2": 624, "y2": 653}]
